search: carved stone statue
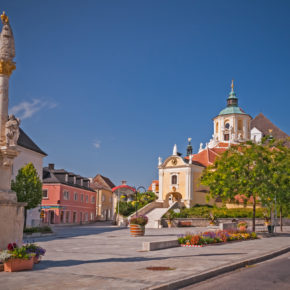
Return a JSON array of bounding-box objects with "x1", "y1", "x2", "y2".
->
[
  {"x1": 238, "y1": 133, "x2": 242, "y2": 141},
  {"x1": 5, "y1": 114, "x2": 20, "y2": 147},
  {"x1": 199, "y1": 142, "x2": 203, "y2": 152},
  {"x1": 231, "y1": 132, "x2": 235, "y2": 141},
  {"x1": 0, "y1": 12, "x2": 15, "y2": 61},
  {"x1": 158, "y1": 157, "x2": 162, "y2": 166}
]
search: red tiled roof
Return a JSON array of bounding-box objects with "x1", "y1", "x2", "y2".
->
[
  {"x1": 234, "y1": 194, "x2": 255, "y2": 204},
  {"x1": 148, "y1": 180, "x2": 159, "y2": 191},
  {"x1": 192, "y1": 147, "x2": 227, "y2": 167}
]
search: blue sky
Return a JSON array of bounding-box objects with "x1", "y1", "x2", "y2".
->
[{"x1": 3, "y1": 0, "x2": 290, "y2": 187}]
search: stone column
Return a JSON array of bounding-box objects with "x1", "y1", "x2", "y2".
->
[
  {"x1": 158, "y1": 168, "x2": 164, "y2": 202},
  {"x1": 185, "y1": 167, "x2": 192, "y2": 208},
  {"x1": 0, "y1": 74, "x2": 9, "y2": 145},
  {"x1": 0, "y1": 12, "x2": 25, "y2": 249}
]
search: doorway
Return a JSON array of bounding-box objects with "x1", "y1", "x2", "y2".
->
[{"x1": 49, "y1": 211, "x2": 55, "y2": 224}]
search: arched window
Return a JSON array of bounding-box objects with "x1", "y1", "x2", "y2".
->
[
  {"x1": 171, "y1": 175, "x2": 177, "y2": 185},
  {"x1": 216, "y1": 122, "x2": 219, "y2": 133},
  {"x1": 238, "y1": 120, "x2": 243, "y2": 130}
]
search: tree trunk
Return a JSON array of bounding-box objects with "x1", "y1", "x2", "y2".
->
[
  {"x1": 252, "y1": 196, "x2": 256, "y2": 232},
  {"x1": 280, "y1": 206, "x2": 283, "y2": 232}
]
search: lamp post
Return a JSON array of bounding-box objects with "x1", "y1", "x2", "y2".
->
[
  {"x1": 134, "y1": 186, "x2": 146, "y2": 217},
  {"x1": 117, "y1": 190, "x2": 120, "y2": 226}
]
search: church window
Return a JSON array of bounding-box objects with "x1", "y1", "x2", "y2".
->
[
  {"x1": 216, "y1": 122, "x2": 219, "y2": 133},
  {"x1": 238, "y1": 120, "x2": 243, "y2": 130},
  {"x1": 171, "y1": 175, "x2": 177, "y2": 185},
  {"x1": 224, "y1": 134, "x2": 229, "y2": 141},
  {"x1": 225, "y1": 123, "x2": 230, "y2": 129}
]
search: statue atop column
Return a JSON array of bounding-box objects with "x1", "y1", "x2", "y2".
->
[{"x1": 0, "y1": 12, "x2": 26, "y2": 250}]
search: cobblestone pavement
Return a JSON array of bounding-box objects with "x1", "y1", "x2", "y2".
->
[{"x1": 1, "y1": 223, "x2": 289, "y2": 290}]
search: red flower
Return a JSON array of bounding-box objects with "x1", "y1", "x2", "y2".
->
[{"x1": 7, "y1": 243, "x2": 17, "y2": 250}]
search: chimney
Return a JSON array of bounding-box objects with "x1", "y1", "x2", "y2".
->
[
  {"x1": 48, "y1": 163, "x2": 54, "y2": 170},
  {"x1": 121, "y1": 180, "x2": 127, "y2": 185}
]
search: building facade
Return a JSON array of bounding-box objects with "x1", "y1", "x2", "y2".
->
[
  {"x1": 41, "y1": 164, "x2": 96, "y2": 224},
  {"x1": 12, "y1": 128, "x2": 47, "y2": 227},
  {"x1": 156, "y1": 81, "x2": 289, "y2": 209},
  {"x1": 90, "y1": 174, "x2": 115, "y2": 221},
  {"x1": 157, "y1": 82, "x2": 252, "y2": 208}
]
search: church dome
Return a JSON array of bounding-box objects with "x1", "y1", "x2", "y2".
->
[{"x1": 219, "y1": 106, "x2": 246, "y2": 116}]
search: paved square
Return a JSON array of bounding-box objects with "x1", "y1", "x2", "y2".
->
[{"x1": 1, "y1": 223, "x2": 289, "y2": 289}]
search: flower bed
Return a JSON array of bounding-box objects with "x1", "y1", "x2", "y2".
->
[{"x1": 178, "y1": 230, "x2": 258, "y2": 246}]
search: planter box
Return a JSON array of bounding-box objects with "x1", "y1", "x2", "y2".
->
[
  {"x1": 130, "y1": 224, "x2": 145, "y2": 237},
  {"x1": 4, "y1": 258, "x2": 34, "y2": 272}
]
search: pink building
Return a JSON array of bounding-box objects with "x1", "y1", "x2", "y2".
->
[{"x1": 41, "y1": 164, "x2": 96, "y2": 224}]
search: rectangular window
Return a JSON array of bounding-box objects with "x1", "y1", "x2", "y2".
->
[
  {"x1": 74, "y1": 192, "x2": 78, "y2": 201},
  {"x1": 102, "y1": 195, "x2": 105, "y2": 202},
  {"x1": 90, "y1": 212, "x2": 94, "y2": 221},
  {"x1": 91, "y1": 196, "x2": 95, "y2": 204},
  {"x1": 63, "y1": 190, "x2": 70, "y2": 200},
  {"x1": 86, "y1": 195, "x2": 88, "y2": 203},
  {"x1": 42, "y1": 189, "x2": 48, "y2": 198},
  {"x1": 85, "y1": 212, "x2": 88, "y2": 222},
  {"x1": 80, "y1": 194, "x2": 84, "y2": 202},
  {"x1": 238, "y1": 120, "x2": 243, "y2": 130}
]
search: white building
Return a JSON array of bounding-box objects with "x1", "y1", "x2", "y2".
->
[{"x1": 12, "y1": 128, "x2": 47, "y2": 227}]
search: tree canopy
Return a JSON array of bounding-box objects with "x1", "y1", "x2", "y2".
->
[
  {"x1": 200, "y1": 140, "x2": 290, "y2": 231},
  {"x1": 11, "y1": 162, "x2": 42, "y2": 210}
]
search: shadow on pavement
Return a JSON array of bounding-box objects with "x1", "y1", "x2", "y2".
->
[
  {"x1": 24, "y1": 226, "x2": 126, "y2": 243},
  {"x1": 34, "y1": 253, "x2": 245, "y2": 270}
]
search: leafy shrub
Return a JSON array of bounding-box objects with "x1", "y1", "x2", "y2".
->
[
  {"x1": 171, "y1": 205, "x2": 266, "y2": 219},
  {"x1": 24, "y1": 226, "x2": 52, "y2": 234},
  {"x1": 117, "y1": 192, "x2": 157, "y2": 217}
]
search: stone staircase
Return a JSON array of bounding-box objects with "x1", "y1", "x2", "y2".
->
[{"x1": 145, "y1": 207, "x2": 169, "y2": 228}]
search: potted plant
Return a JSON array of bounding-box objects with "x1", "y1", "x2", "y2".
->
[
  {"x1": 209, "y1": 212, "x2": 217, "y2": 226},
  {"x1": 237, "y1": 221, "x2": 248, "y2": 232},
  {"x1": 129, "y1": 215, "x2": 148, "y2": 237},
  {"x1": 165, "y1": 210, "x2": 175, "y2": 228},
  {"x1": 24, "y1": 243, "x2": 46, "y2": 264},
  {"x1": 1, "y1": 243, "x2": 35, "y2": 272}
]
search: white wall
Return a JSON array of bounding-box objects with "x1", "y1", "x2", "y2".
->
[
  {"x1": 250, "y1": 127, "x2": 263, "y2": 143},
  {"x1": 12, "y1": 146, "x2": 45, "y2": 227}
]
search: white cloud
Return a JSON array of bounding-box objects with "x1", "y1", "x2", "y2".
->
[
  {"x1": 10, "y1": 99, "x2": 57, "y2": 119},
  {"x1": 94, "y1": 141, "x2": 101, "y2": 149}
]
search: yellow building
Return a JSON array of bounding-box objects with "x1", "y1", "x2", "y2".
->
[
  {"x1": 91, "y1": 174, "x2": 115, "y2": 221},
  {"x1": 157, "y1": 81, "x2": 252, "y2": 208}
]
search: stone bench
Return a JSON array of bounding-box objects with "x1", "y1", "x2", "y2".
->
[{"x1": 219, "y1": 222, "x2": 237, "y2": 231}]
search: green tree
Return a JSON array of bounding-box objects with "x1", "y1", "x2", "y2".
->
[
  {"x1": 11, "y1": 162, "x2": 42, "y2": 228},
  {"x1": 201, "y1": 141, "x2": 273, "y2": 232},
  {"x1": 264, "y1": 140, "x2": 290, "y2": 231}
]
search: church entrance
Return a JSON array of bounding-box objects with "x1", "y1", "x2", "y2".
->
[{"x1": 165, "y1": 192, "x2": 182, "y2": 207}]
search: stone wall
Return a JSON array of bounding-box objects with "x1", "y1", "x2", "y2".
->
[{"x1": 161, "y1": 217, "x2": 290, "y2": 228}]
